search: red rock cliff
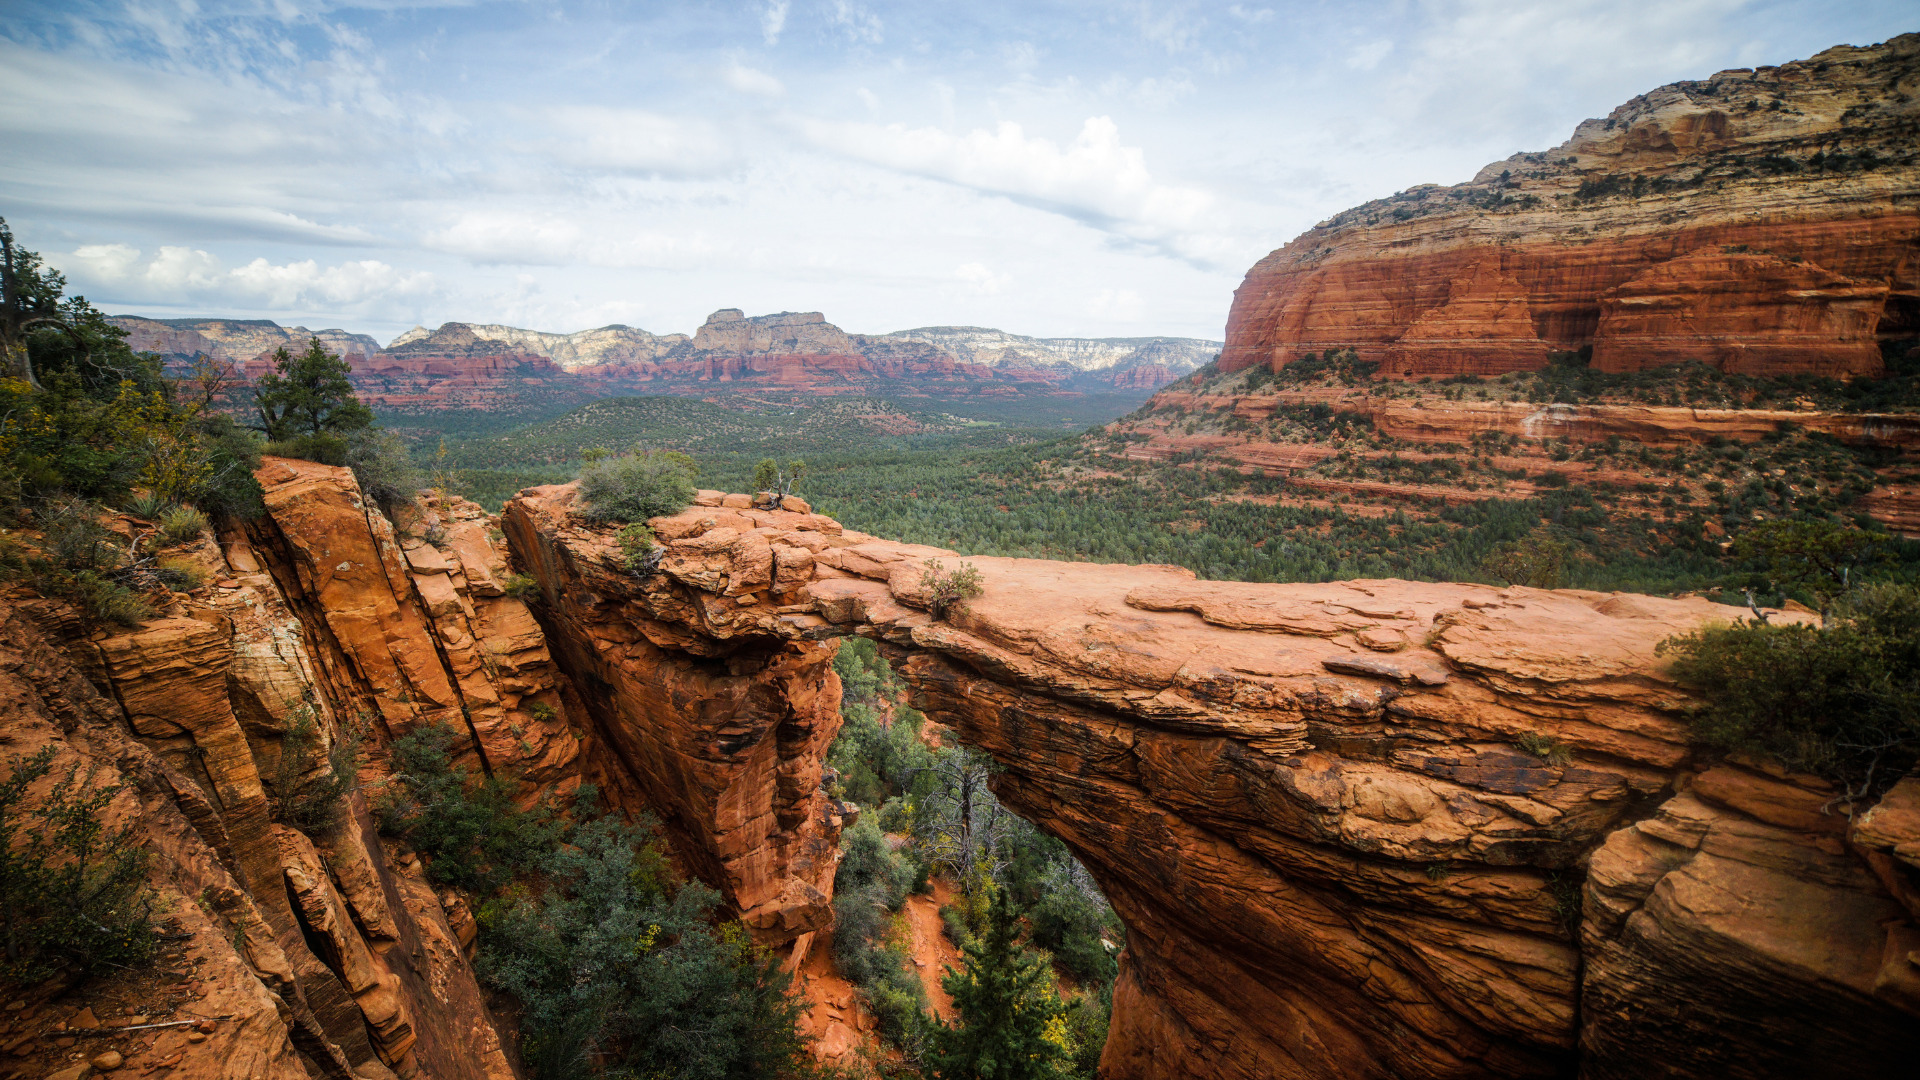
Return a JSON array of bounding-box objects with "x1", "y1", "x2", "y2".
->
[
  {"x1": 1223, "y1": 34, "x2": 1920, "y2": 380},
  {"x1": 503, "y1": 487, "x2": 1920, "y2": 1080}
]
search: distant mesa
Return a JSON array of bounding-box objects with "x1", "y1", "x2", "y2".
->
[
  {"x1": 110, "y1": 308, "x2": 1222, "y2": 412},
  {"x1": 1222, "y1": 32, "x2": 1920, "y2": 380}
]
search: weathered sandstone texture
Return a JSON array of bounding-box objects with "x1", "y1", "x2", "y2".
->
[
  {"x1": 0, "y1": 457, "x2": 683, "y2": 1077},
  {"x1": 1222, "y1": 34, "x2": 1920, "y2": 379},
  {"x1": 504, "y1": 488, "x2": 1920, "y2": 1080},
  {"x1": 501, "y1": 487, "x2": 852, "y2": 942}
]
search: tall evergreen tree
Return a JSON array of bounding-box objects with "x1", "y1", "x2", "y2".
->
[
  {"x1": 927, "y1": 886, "x2": 1075, "y2": 1080},
  {"x1": 253, "y1": 338, "x2": 373, "y2": 440}
]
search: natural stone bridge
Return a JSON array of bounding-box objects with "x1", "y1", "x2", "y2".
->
[{"x1": 502, "y1": 486, "x2": 1920, "y2": 1080}]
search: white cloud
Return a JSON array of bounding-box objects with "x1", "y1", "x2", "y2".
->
[
  {"x1": 761, "y1": 0, "x2": 790, "y2": 45},
  {"x1": 955, "y1": 262, "x2": 1010, "y2": 295},
  {"x1": 1346, "y1": 40, "x2": 1393, "y2": 70},
  {"x1": 803, "y1": 115, "x2": 1228, "y2": 264},
  {"x1": 56, "y1": 244, "x2": 437, "y2": 311},
  {"x1": 723, "y1": 62, "x2": 786, "y2": 96},
  {"x1": 538, "y1": 106, "x2": 741, "y2": 176},
  {"x1": 829, "y1": 0, "x2": 883, "y2": 45},
  {"x1": 66, "y1": 243, "x2": 144, "y2": 282},
  {"x1": 1086, "y1": 288, "x2": 1142, "y2": 321},
  {"x1": 424, "y1": 211, "x2": 720, "y2": 269},
  {"x1": 1227, "y1": 5, "x2": 1274, "y2": 23}
]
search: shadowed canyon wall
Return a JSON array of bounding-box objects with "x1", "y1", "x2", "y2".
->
[
  {"x1": 1222, "y1": 34, "x2": 1920, "y2": 381},
  {"x1": 503, "y1": 485, "x2": 1920, "y2": 1080}
]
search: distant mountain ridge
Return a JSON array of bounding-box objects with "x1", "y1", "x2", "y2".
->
[
  {"x1": 887, "y1": 325, "x2": 1219, "y2": 374},
  {"x1": 379, "y1": 311, "x2": 1218, "y2": 376},
  {"x1": 110, "y1": 316, "x2": 382, "y2": 365},
  {"x1": 110, "y1": 308, "x2": 1220, "y2": 415}
]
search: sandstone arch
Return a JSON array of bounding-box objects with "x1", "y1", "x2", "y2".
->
[{"x1": 501, "y1": 485, "x2": 1920, "y2": 1080}]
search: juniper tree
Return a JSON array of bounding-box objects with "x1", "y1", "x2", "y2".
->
[{"x1": 926, "y1": 885, "x2": 1075, "y2": 1080}]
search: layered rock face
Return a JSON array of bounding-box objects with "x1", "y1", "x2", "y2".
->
[
  {"x1": 1223, "y1": 34, "x2": 1920, "y2": 380},
  {"x1": 503, "y1": 488, "x2": 1920, "y2": 1079},
  {"x1": 500, "y1": 488, "x2": 850, "y2": 941},
  {"x1": 0, "y1": 463, "x2": 584, "y2": 1078}
]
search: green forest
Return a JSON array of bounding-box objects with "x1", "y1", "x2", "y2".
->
[{"x1": 413, "y1": 390, "x2": 1920, "y2": 604}]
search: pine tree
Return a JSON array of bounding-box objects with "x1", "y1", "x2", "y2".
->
[
  {"x1": 253, "y1": 338, "x2": 373, "y2": 440},
  {"x1": 927, "y1": 885, "x2": 1075, "y2": 1080}
]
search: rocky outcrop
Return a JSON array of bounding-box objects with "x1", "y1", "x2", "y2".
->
[
  {"x1": 1223, "y1": 34, "x2": 1920, "y2": 380},
  {"x1": 242, "y1": 458, "x2": 579, "y2": 790},
  {"x1": 503, "y1": 488, "x2": 1920, "y2": 1079},
  {"x1": 500, "y1": 488, "x2": 850, "y2": 942},
  {"x1": 0, "y1": 458, "x2": 623, "y2": 1078}
]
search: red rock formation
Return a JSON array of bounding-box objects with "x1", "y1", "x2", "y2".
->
[
  {"x1": 0, "y1": 460, "x2": 623, "y2": 1077},
  {"x1": 1382, "y1": 258, "x2": 1552, "y2": 375},
  {"x1": 503, "y1": 488, "x2": 1920, "y2": 1079},
  {"x1": 1593, "y1": 249, "x2": 1890, "y2": 374},
  {"x1": 1223, "y1": 35, "x2": 1920, "y2": 380},
  {"x1": 501, "y1": 488, "x2": 850, "y2": 941}
]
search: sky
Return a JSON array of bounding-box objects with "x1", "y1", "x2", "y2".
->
[{"x1": 1, "y1": 1, "x2": 1913, "y2": 346}]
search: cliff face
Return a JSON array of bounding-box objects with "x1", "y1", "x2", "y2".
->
[
  {"x1": 0, "y1": 463, "x2": 843, "y2": 1078},
  {"x1": 503, "y1": 487, "x2": 1920, "y2": 1080},
  {"x1": 1222, "y1": 34, "x2": 1920, "y2": 380},
  {"x1": 500, "y1": 489, "x2": 849, "y2": 943},
  {"x1": 0, "y1": 461, "x2": 571, "y2": 1079}
]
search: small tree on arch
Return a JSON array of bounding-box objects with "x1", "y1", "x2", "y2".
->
[{"x1": 751, "y1": 457, "x2": 807, "y2": 508}]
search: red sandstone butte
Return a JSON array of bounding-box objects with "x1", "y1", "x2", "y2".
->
[{"x1": 1222, "y1": 35, "x2": 1919, "y2": 380}]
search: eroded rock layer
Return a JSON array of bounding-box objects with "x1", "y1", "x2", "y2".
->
[
  {"x1": 1223, "y1": 34, "x2": 1920, "y2": 380},
  {"x1": 503, "y1": 486, "x2": 1920, "y2": 1080}
]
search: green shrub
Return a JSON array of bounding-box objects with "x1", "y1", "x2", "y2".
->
[
  {"x1": 122, "y1": 492, "x2": 171, "y2": 520},
  {"x1": 154, "y1": 555, "x2": 208, "y2": 592},
  {"x1": 918, "y1": 557, "x2": 984, "y2": 619},
  {"x1": 264, "y1": 431, "x2": 351, "y2": 466},
  {"x1": 939, "y1": 902, "x2": 973, "y2": 949},
  {"x1": 502, "y1": 573, "x2": 540, "y2": 601},
  {"x1": 376, "y1": 722, "x2": 563, "y2": 893},
  {"x1": 347, "y1": 430, "x2": 422, "y2": 512},
  {"x1": 270, "y1": 707, "x2": 358, "y2": 836},
  {"x1": 156, "y1": 505, "x2": 209, "y2": 547},
  {"x1": 37, "y1": 498, "x2": 124, "y2": 573},
  {"x1": 616, "y1": 522, "x2": 659, "y2": 573},
  {"x1": 478, "y1": 814, "x2": 808, "y2": 1080},
  {"x1": 831, "y1": 817, "x2": 928, "y2": 1048},
  {"x1": 1480, "y1": 527, "x2": 1572, "y2": 589},
  {"x1": 1658, "y1": 580, "x2": 1920, "y2": 798},
  {"x1": 187, "y1": 414, "x2": 266, "y2": 521},
  {"x1": 267, "y1": 429, "x2": 420, "y2": 513},
  {"x1": 527, "y1": 701, "x2": 557, "y2": 724},
  {"x1": 577, "y1": 449, "x2": 696, "y2": 523},
  {"x1": 0, "y1": 500, "x2": 151, "y2": 627},
  {"x1": 1515, "y1": 731, "x2": 1573, "y2": 767},
  {"x1": 0, "y1": 747, "x2": 159, "y2": 987}
]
